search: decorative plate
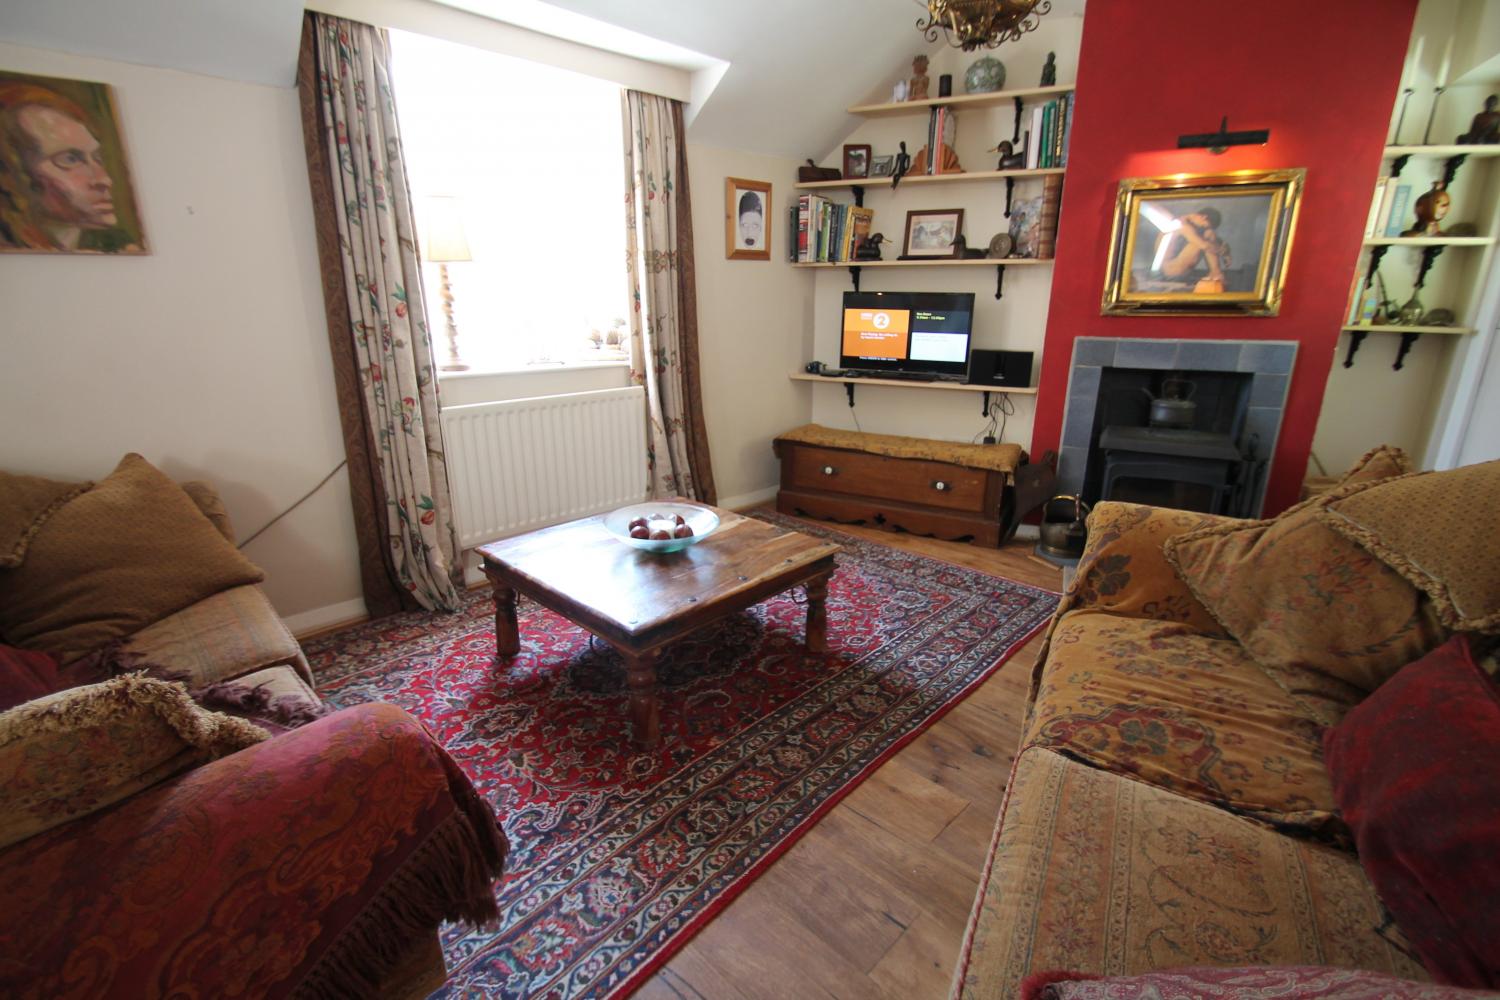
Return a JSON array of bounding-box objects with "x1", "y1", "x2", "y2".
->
[
  {"x1": 602, "y1": 502, "x2": 721, "y2": 553},
  {"x1": 987, "y1": 232, "x2": 1014, "y2": 258}
]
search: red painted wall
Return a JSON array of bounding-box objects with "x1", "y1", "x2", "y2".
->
[{"x1": 1033, "y1": 0, "x2": 1417, "y2": 514}]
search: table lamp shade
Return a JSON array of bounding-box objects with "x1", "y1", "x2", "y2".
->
[{"x1": 422, "y1": 195, "x2": 472, "y2": 262}]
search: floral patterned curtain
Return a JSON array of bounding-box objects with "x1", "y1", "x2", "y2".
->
[
  {"x1": 622, "y1": 91, "x2": 718, "y2": 503},
  {"x1": 301, "y1": 14, "x2": 462, "y2": 613}
]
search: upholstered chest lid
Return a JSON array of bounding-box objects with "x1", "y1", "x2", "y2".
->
[
  {"x1": 775, "y1": 423, "x2": 1023, "y2": 473},
  {"x1": 1317, "y1": 459, "x2": 1500, "y2": 633}
]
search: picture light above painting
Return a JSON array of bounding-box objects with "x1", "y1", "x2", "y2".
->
[{"x1": 0, "y1": 69, "x2": 149, "y2": 255}]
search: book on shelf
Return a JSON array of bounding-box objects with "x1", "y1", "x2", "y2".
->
[
  {"x1": 795, "y1": 194, "x2": 875, "y2": 264},
  {"x1": 1365, "y1": 177, "x2": 1412, "y2": 238},
  {"x1": 1035, "y1": 173, "x2": 1064, "y2": 259},
  {"x1": 1383, "y1": 183, "x2": 1412, "y2": 237}
]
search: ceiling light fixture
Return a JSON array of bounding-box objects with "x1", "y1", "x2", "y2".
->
[
  {"x1": 1177, "y1": 117, "x2": 1271, "y2": 155},
  {"x1": 916, "y1": 0, "x2": 1052, "y2": 51}
]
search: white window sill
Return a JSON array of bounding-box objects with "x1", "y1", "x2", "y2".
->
[{"x1": 438, "y1": 358, "x2": 630, "y2": 379}]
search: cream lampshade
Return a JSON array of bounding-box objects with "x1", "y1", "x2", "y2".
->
[{"x1": 423, "y1": 195, "x2": 472, "y2": 371}]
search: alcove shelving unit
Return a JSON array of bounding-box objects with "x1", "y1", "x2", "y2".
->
[{"x1": 1341, "y1": 143, "x2": 1500, "y2": 369}]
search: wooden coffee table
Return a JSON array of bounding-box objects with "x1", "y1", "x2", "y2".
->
[{"x1": 475, "y1": 505, "x2": 839, "y2": 748}]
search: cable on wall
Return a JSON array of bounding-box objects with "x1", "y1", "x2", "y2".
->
[{"x1": 238, "y1": 460, "x2": 348, "y2": 549}]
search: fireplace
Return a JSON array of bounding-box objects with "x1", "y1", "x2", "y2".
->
[{"x1": 1057, "y1": 339, "x2": 1295, "y2": 517}]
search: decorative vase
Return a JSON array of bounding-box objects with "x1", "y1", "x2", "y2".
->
[{"x1": 964, "y1": 57, "x2": 1006, "y2": 94}]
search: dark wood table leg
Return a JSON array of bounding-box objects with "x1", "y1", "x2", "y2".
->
[
  {"x1": 804, "y1": 572, "x2": 831, "y2": 653},
  {"x1": 623, "y1": 648, "x2": 661, "y2": 748},
  {"x1": 483, "y1": 564, "x2": 520, "y2": 658}
]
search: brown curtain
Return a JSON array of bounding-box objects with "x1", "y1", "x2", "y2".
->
[
  {"x1": 622, "y1": 91, "x2": 717, "y2": 504},
  {"x1": 296, "y1": 13, "x2": 463, "y2": 615}
]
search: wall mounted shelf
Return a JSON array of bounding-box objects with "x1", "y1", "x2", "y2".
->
[
  {"x1": 848, "y1": 84, "x2": 1074, "y2": 118},
  {"x1": 1363, "y1": 236, "x2": 1494, "y2": 247},
  {"x1": 792, "y1": 258, "x2": 1051, "y2": 269},
  {"x1": 1340, "y1": 324, "x2": 1475, "y2": 335},
  {"x1": 790, "y1": 372, "x2": 1037, "y2": 414},
  {"x1": 794, "y1": 167, "x2": 1065, "y2": 191},
  {"x1": 1385, "y1": 144, "x2": 1500, "y2": 157}
]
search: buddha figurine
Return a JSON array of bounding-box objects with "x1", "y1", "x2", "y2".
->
[
  {"x1": 1402, "y1": 181, "x2": 1451, "y2": 237},
  {"x1": 907, "y1": 55, "x2": 930, "y2": 101}
]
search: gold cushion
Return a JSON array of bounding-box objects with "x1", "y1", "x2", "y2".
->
[
  {"x1": 1318, "y1": 460, "x2": 1500, "y2": 633},
  {"x1": 0, "y1": 471, "x2": 91, "y2": 568},
  {"x1": 1338, "y1": 444, "x2": 1412, "y2": 486},
  {"x1": 1027, "y1": 611, "x2": 1342, "y2": 840},
  {"x1": 774, "y1": 423, "x2": 1022, "y2": 474},
  {"x1": 179, "y1": 480, "x2": 237, "y2": 544},
  {"x1": 0, "y1": 674, "x2": 266, "y2": 849},
  {"x1": 1164, "y1": 480, "x2": 1446, "y2": 726},
  {"x1": 0, "y1": 454, "x2": 266, "y2": 662}
]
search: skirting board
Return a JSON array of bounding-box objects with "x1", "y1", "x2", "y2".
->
[
  {"x1": 285, "y1": 598, "x2": 368, "y2": 640},
  {"x1": 718, "y1": 485, "x2": 779, "y2": 511}
]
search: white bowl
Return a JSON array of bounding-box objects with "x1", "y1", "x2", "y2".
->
[{"x1": 602, "y1": 502, "x2": 720, "y2": 553}]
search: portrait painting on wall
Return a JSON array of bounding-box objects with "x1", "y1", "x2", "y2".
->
[
  {"x1": 725, "y1": 176, "x2": 771, "y2": 260},
  {"x1": 0, "y1": 69, "x2": 148, "y2": 254},
  {"x1": 1102, "y1": 168, "x2": 1305, "y2": 316}
]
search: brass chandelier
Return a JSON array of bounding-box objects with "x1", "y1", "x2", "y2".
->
[{"x1": 916, "y1": 0, "x2": 1052, "y2": 51}]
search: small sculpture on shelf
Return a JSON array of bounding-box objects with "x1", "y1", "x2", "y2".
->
[
  {"x1": 907, "y1": 55, "x2": 931, "y2": 101},
  {"x1": 1458, "y1": 95, "x2": 1500, "y2": 145},
  {"x1": 951, "y1": 235, "x2": 988, "y2": 259},
  {"x1": 854, "y1": 233, "x2": 888, "y2": 261},
  {"x1": 1039, "y1": 51, "x2": 1057, "y2": 87},
  {"x1": 1401, "y1": 181, "x2": 1451, "y2": 237},
  {"x1": 890, "y1": 141, "x2": 913, "y2": 188},
  {"x1": 1396, "y1": 292, "x2": 1425, "y2": 325},
  {"x1": 1421, "y1": 307, "x2": 1456, "y2": 326},
  {"x1": 992, "y1": 139, "x2": 1026, "y2": 170}
]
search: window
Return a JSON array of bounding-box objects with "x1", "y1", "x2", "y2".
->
[{"x1": 390, "y1": 30, "x2": 630, "y2": 373}]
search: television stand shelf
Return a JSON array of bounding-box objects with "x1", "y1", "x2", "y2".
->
[{"x1": 790, "y1": 371, "x2": 1037, "y2": 415}]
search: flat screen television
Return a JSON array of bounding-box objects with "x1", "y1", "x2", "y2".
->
[{"x1": 839, "y1": 291, "x2": 974, "y2": 378}]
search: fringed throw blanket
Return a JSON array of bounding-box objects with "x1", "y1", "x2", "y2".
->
[{"x1": 0, "y1": 703, "x2": 507, "y2": 998}]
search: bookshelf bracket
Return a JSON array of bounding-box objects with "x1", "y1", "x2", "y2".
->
[
  {"x1": 1390, "y1": 154, "x2": 1411, "y2": 179},
  {"x1": 1012, "y1": 97, "x2": 1023, "y2": 143},
  {"x1": 1005, "y1": 176, "x2": 1015, "y2": 217},
  {"x1": 1343, "y1": 329, "x2": 1368, "y2": 368},
  {"x1": 995, "y1": 266, "x2": 1006, "y2": 300},
  {"x1": 1416, "y1": 245, "x2": 1445, "y2": 288},
  {"x1": 1365, "y1": 244, "x2": 1390, "y2": 287},
  {"x1": 849, "y1": 266, "x2": 861, "y2": 293},
  {"x1": 851, "y1": 184, "x2": 865, "y2": 208},
  {"x1": 1395, "y1": 332, "x2": 1421, "y2": 370},
  {"x1": 844, "y1": 382, "x2": 856, "y2": 408},
  {"x1": 1442, "y1": 154, "x2": 1468, "y2": 187},
  {"x1": 980, "y1": 391, "x2": 991, "y2": 416}
]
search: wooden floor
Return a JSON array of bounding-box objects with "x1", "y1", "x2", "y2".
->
[{"x1": 634, "y1": 512, "x2": 1062, "y2": 1000}]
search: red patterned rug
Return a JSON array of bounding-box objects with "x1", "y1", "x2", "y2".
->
[{"x1": 306, "y1": 514, "x2": 1056, "y2": 999}]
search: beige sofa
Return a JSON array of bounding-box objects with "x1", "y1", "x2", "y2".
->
[{"x1": 951, "y1": 493, "x2": 1442, "y2": 995}]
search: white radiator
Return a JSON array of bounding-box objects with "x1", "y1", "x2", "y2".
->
[{"x1": 442, "y1": 386, "x2": 649, "y2": 549}]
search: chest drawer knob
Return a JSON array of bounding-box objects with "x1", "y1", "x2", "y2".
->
[
  {"x1": 822, "y1": 465, "x2": 837, "y2": 476},
  {"x1": 933, "y1": 480, "x2": 949, "y2": 491}
]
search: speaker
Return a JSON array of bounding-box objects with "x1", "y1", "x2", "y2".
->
[{"x1": 967, "y1": 349, "x2": 1034, "y2": 388}]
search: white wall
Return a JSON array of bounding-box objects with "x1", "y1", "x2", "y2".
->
[
  {"x1": 0, "y1": 41, "x2": 364, "y2": 631},
  {"x1": 686, "y1": 144, "x2": 814, "y2": 507}
]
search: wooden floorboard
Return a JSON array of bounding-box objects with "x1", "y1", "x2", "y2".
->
[{"x1": 638, "y1": 511, "x2": 1061, "y2": 1000}]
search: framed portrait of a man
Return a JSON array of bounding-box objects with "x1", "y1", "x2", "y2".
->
[
  {"x1": 0, "y1": 69, "x2": 148, "y2": 254},
  {"x1": 1101, "y1": 168, "x2": 1304, "y2": 316},
  {"x1": 725, "y1": 176, "x2": 771, "y2": 261}
]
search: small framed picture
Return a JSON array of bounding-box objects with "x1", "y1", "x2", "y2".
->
[
  {"x1": 870, "y1": 154, "x2": 895, "y2": 177},
  {"x1": 901, "y1": 208, "x2": 965, "y2": 259},
  {"x1": 842, "y1": 144, "x2": 872, "y2": 180},
  {"x1": 725, "y1": 176, "x2": 771, "y2": 261},
  {"x1": 1102, "y1": 168, "x2": 1306, "y2": 316}
]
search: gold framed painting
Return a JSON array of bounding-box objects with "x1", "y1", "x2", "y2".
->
[
  {"x1": 0, "y1": 69, "x2": 148, "y2": 254},
  {"x1": 725, "y1": 177, "x2": 771, "y2": 260},
  {"x1": 1101, "y1": 168, "x2": 1304, "y2": 316}
]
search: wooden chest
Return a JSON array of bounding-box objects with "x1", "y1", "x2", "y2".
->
[{"x1": 774, "y1": 439, "x2": 1008, "y2": 547}]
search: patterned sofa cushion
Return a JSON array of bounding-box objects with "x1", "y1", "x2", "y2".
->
[
  {"x1": 1164, "y1": 479, "x2": 1447, "y2": 727},
  {"x1": 950, "y1": 748, "x2": 1426, "y2": 1000},
  {"x1": 122, "y1": 584, "x2": 314, "y2": 689},
  {"x1": 1025, "y1": 611, "x2": 1342, "y2": 840}
]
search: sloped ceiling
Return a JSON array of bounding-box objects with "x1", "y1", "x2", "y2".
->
[{"x1": 0, "y1": 0, "x2": 305, "y2": 87}]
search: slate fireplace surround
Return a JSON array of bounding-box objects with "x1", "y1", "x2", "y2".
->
[{"x1": 1057, "y1": 338, "x2": 1297, "y2": 518}]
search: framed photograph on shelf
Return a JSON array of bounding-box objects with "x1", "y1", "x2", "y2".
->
[
  {"x1": 901, "y1": 208, "x2": 964, "y2": 259},
  {"x1": 1101, "y1": 168, "x2": 1305, "y2": 316},
  {"x1": 725, "y1": 176, "x2": 771, "y2": 261},
  {"x1": 870, "y1": 154, "x2": 895, "y2": 177},
  {"x1": 842, "y1": 144, "x2": 871, "y2": 180}
]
